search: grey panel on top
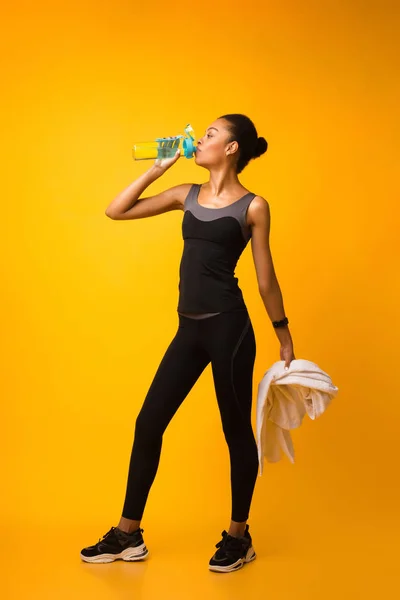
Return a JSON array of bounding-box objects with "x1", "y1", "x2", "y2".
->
[{"x1": 184, "y1": 183, "x2": 255, "y2": 243}]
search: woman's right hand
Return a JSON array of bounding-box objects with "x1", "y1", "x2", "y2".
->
[{"x1": 154, "y1": 149, "x2": 181, "y2": 172}]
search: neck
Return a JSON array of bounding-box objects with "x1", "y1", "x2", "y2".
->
[{"x1": 205, "y1": 167, "x2": 242, "y2": 197}]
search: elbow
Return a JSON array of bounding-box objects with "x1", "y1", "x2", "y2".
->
[
  {"x1": 105, "y1": 209, "x2": 117, "y2": 220},
  {"x1": 259, "y1": 272, "x2": 279, "y2": 297},
  {"x1": 259, "y1": 281, "x2": 277, "y2": 298}
]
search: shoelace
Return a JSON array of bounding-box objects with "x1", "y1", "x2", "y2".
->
[
  {"x1": 98, "y1": 526, "x2": 117, "y2": 543},
  {"x1": 98, "y1": 526, "x2": 143, "y2": 543},
  {"x1": 215, "y1": 530, "x2": 246, "y2": 558}
]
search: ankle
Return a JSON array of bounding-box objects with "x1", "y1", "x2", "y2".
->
[
  {"x1": 228, "y1": 520, "x2": 247, "y2": 538},
  {"x1": 118, "y1": 526, "x2": 140, "y2": 535},
  {"x1": 118, "y1": 517, "x2": 142, "y2": 534}
]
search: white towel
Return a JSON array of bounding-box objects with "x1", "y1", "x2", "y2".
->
[{"x1": 256, "y1": 359, "x2": 339, "y2": 475}]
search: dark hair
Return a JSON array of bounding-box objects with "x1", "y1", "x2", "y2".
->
[{"x1": 218, "y1": 113, "x2": 268, "y2": 174}]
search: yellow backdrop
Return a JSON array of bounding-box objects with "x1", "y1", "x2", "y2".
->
[{"x1": 1, "y1": 0, "x2": 399, "y2": 598}]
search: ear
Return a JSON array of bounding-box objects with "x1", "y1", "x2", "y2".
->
[{"x1": 226, "y1": 140, "x2": 239, "y2": 156}]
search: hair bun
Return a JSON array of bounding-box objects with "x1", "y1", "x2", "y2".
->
[{"x1": 254, "y1": 136, "x2": 268, "y2": 158}]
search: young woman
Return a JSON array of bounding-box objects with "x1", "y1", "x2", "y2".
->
[{"x1": 80, "y1": 113, "x2": 295, "y2": 573}]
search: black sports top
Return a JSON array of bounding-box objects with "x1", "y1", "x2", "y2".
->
[{"x1": 177, "y1": 183, "x2": 257, "y2": 315}]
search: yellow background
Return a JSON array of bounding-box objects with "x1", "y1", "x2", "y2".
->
[{"x1": 1, "y1": 0, "x2": 399, "y2": 597}]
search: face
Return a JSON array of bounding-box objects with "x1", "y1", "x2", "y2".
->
[{"x1": 194, "y1": 119, "x2": 238, "y2": 169}]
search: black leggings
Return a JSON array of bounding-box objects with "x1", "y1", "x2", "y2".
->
[{"x1": 121, "y1": 308, "x2": 259, "y2": 523}]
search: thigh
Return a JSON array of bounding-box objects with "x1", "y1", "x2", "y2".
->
[
  {"x1": 208, "y1": 311, "x2": 256, "y2": 430},
  {"x1": 135, "y1": 319, "x2": 211, "y2": 436}
]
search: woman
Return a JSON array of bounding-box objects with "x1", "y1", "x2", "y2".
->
[{"x1": 80, "y1": 114, "x2": 295, "y2": 573}]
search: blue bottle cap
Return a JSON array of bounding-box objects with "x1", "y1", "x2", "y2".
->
[{"x1": 183, "y1": 123, "x2": 196, "y2": 158}]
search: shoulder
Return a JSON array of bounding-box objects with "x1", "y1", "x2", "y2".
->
[{"x1": 247, "y1": 195, "x2": 270, "y2": 227}]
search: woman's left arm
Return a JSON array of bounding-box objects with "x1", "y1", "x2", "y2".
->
[{"x1": 248, "y1": 196, "x2": 296, "y2": 369}]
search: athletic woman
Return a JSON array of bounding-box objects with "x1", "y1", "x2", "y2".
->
[{"x1": 80, "y1": 113, "x2": 295, "y2": 573}]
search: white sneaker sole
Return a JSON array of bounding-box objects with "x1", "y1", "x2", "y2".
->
[
  {"x1": 208, "y1": 545, "x2": 256, "y2": 573},
  {"x1": 80, "y1": 543, "x2": 149, "y2": 563}
]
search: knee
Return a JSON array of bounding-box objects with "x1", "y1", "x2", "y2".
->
[
  {"x1": 223, "y1": 424, "x2": 258, "y2": 455},
  {"x1": 133, "y1": 411, "x2": 163, "y2": 446}
]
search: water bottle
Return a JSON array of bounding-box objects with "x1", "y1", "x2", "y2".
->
[{"x1": 132, "y1": 123, "x2": 197, "y2": 161}]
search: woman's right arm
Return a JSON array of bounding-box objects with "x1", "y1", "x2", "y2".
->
[{"x1": 105, "y1": 150, "x2": 190, "y2": 220}]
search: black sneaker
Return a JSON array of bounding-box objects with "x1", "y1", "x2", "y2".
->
[
  {"x1": 208, "y1": 524, "x2": 256, "y2": 573},
  {"x1": 80, "y1": 526, "x2": 149, "y2": 563}
]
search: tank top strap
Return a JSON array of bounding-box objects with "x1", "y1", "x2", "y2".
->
[
  {"x1": 233, "y1": 192, "x2": 257, "y2": 217},
  {"x1": 183, "y1": 184, "x2": 199, "y2": 211},
  {"x1": 231, "y1": 192, "x2": 257, "y2": 241}
]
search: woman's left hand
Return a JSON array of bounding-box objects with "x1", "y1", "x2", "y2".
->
[{"x1": 280, "y1": 343, "x2": 296, "y2": 370}]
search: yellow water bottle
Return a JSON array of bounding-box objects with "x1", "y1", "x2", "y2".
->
[{"x1": 132, "y1": 124, "x2": 197, "y2": 161}]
